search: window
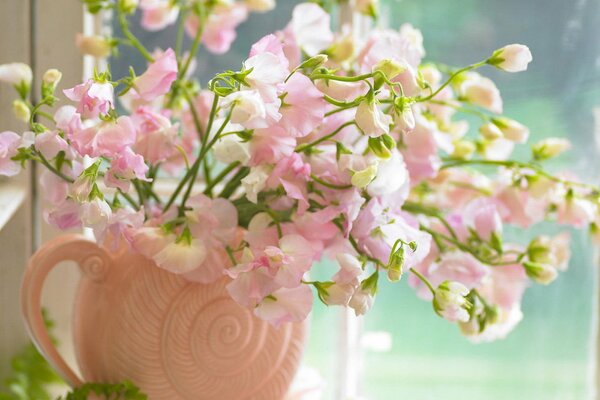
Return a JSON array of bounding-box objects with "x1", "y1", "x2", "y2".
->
[{"x1": 358, "y1": 1, "x2": 600, "y2": 399}]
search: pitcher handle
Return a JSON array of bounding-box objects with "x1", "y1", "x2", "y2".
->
[{"x1": 20, "y1": 234, "x2": 112, "y2": 387}]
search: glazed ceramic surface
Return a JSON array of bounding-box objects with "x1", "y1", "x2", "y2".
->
[{"x1": 21, "y1": 234, "x2": 307, "y2": 400}]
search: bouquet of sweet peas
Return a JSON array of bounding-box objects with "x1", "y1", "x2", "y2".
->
[{"x1": 1, "y1": 0, "x2": 599, "y2": 342}]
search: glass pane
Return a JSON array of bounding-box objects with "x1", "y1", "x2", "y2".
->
[
  {"x1": 362, "y1": 1, "x2": 600, "y2": 399},
  {"x1": 109, "y1": 4, "x2": 338, "y2": 398}
]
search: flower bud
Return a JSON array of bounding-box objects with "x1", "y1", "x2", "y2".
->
[
  {"x1": 0, "y1": 63, "x2": 32, "y2": 86},
  {"x1": 352, "y1": 0, "x2": 379, "y2": 18},
  {"x1": 76, "y1": 34, "x2": 112, "y2": 58},
  {"x1": 492, "y1": 117, "x2": 529, "y2": 143},
  {"x1": 297, "y1": 54, "x2": 329, "y2": 70},
  {"x1": 479, "y1": 122, "x2": 503, "y2": 140},
  {"x1": 523, "y1": 261, "x2": 557, "y2": 285},
  {"x1": 42, "y1": 68, "x2": 62, "y2": 86},
  {"x1": 244, "y1": 0, "x2": 276, "y2": 12},
  {"x1": 119, "y1": 0, "x2": 139, "y2": 14},
  {"x1": 394, "y1": 98, "x2": 416, "y2": 132},
  {"x1": 368, "y1": 136, "x2": 392, "y2": 159},
  {"x1": 373, "y1": 59, "x2": 406, "y2": 81},
  {"x1": 532, "y1": 138, "x2": 571, "y2": 160},
  {"x1": 12, "y1": 100, "x2": 31, "y2": 122},
  {"x1": 433, "y1": 281, "x2": 471, "y2": 323},
  {"x1": 488, "y1": 44, "x2": 532, "y2": 73},
  {"x1": 451, "y1": 140, "x2": 476, "y2": 160},
  {"x1": 351, "y1": 164, "x2": 378, "y2": 189}
]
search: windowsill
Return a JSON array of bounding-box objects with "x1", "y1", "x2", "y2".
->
[{"x1": 0, "y1": 180, "x2": 27, "y2": 231}]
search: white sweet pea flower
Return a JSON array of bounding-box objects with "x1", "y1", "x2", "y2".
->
[
  {"x1": 492, "y1": 117, "x2": 530, "y2": 143},
  {"x1": 458, "y1": 73, "x2": 503, "y2": 114},
  {"x1": 367, "y1": 152, "x2": 409, "y2": 197},
  {"x1": 488, "y1": 44, "x2": 532, "y2": 73},
  {"x1": 355, "y1": 97, "x2": 392, "y2": 138},
  {"x1": 42, "y1": 69, "x2": 62, "y2": 86},
  {"x1": 532, "y1": 138, "x2": 571, "y2": 160},
  {"x1": 213, "y1": 136, "x2": 251, "y2": 165},
  {"x1": 79, "y1": 197, "x2": 112, "y2": 239},
  {"x1": 479, "y1": 122, "x2": 503, "y2": 140},
  {"x1": 222, "y1": 90, "x2": 268, "y2": 128},
  {"x1": 0, "y1": 63, "x2": 32, "y2": 86},
  {"x1": 349, "y1": 288, "x2": 375, "y2": 316},
  {"x1": 433, "y1": 281, "x2": 471, "y2": 323},
  {"x1": 153, "y1": 233, "x2": 207, "y2": 275},
  {"x1": 241, "y1": 165, "x2": 270, "y2": 203},
  {"x1": 523, "y1": 261, "x2": 558, "y2": 285},
  {"x1": 75, "y1": 34, "x2": 112, "y2": 58}
]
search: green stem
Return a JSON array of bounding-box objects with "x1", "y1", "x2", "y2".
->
[
  {"x1": 204, "y1": 161, "x2": 240, "y2": 195},
  {"x1": 410, "y1": 268, "x2": 436, "y2": 294},
  {"x1": 417, "y1": 61, "x2": 487, "y2": 103},
  {"x1": 117, "y1": 189, "x2": 140, "y2": 211},
  {"x1": 179, "y1": 6, "x2": 206, "y2": 80},
  {"x1": 296, "y1": 121, "x2": 356, "y2": 153},
  {"x1": 118, "y1": 8, "x2": 154, "y2": 62},
  {"x1": 441, "y1": 158, "x2": 597, "y2": 191},
  {"x1": 34, "y1": 152, "x2": 73, "y2": 183},
  {"x1": 311, "y1": 174, "x2": 352, "y2": 190}
]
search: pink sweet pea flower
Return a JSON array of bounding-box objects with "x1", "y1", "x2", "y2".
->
[
  {"x1": 479, "y1": 263, "x2": 528, "y2": 310},
  {"x1": 131, "y1": 226, "x2": 172, "y2": 260},
  {"x1": 0, "y1": 131, "x2": 22, "y2": 176},
  {"x1": 266, "y1": 154, "x2": 311, "y2": 211},
  {"x1": 63, "y1": 79, "x2": 114, "y2": 119},
  {"x1": 463, "y1": 198, "x2": 503, "y2": 241},
  {"x1": 132, "y1": 107, "x2": 178, "y2": 163},
  {"x1": 226, "y1": 248, "x2": 281, "y2": 307},
  {"x1": 431, "y1": 251, "x2": 490, "y2": 290},
  {"x1": 99, "y1": 206, "x2": 145, "y2": 251},
  {"x1": 132, "y1": 48, "x2": 178, "y2": 101},
  {"x1": 249, "y1": 34, "x2": 290, "y2": 69},
  {"x1": 44, "y1": 199, "x2": 82, "y2": 230},
  {"x1": 140, "y1": 0, "x2": 179, "y2": 31},
  {"x1": 54, "y1": 106, "x2": 83, "y2": 137},
  {"x1": 278, "y1": 73, "x2": 326, "y2": 138},
  {"x1": 495, "y1": 185, "x2": 546, "y2": 228},
  {"x1": 185, "y1": 3, "x2": 248, "y2": 55},
  {"x1": 183, "y1": 195, "x2": 240, "y2": 283},
  {"x1": 352, "y1": 199, "x2": 431, "y2": 268},
  {"x1": 74, "y1": 116, "x2": 137, "y2": 158},
  {"x1": 457, "y1": 73, "x2": 503, "y2": 114},
  {"x1": 283, "y1": 208, "x2": 340, "y2": 258},
  {"x1": 254, "y1": 284, "x2": 313, "y2": 327},
  {"x1": 270, "y1": 234, "x2": 315, "y2": 288},
  {"x1": 287, "y1": 3, "x2": 333, "y2": 56},
  {"x1": 39, "y1": 170, "x2": 69, "y2": 205},
  {"x1": 401, "y1": 117, "x2": 445, "y2": 182},
  {"x1": 249, "y1": 126, "x2": 296, "y2": 165},
  {"x1": 34, "y1": 131, "x2": 69, "y2": 160},
  {"x1": 357, "y1": 29, "x2": 423, "y2": 96},
  {"x1": 104, "y1": 148, "x2": 150, "y2": 192},
  {"x1": 556, "y1": 196, "x2": 596, "y2": 228},
  {"x1": 244, "y1": 52, "x2": 289, "y2": 103}
]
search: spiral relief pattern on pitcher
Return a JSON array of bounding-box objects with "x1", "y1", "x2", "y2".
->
[{"x1": 78, "y1": 256, "x2": 306, "y2": 400}]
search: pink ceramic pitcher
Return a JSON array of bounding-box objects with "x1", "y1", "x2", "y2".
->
[{"x1": 21, "y1": 234, "x2": 307, "y2": 399}]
